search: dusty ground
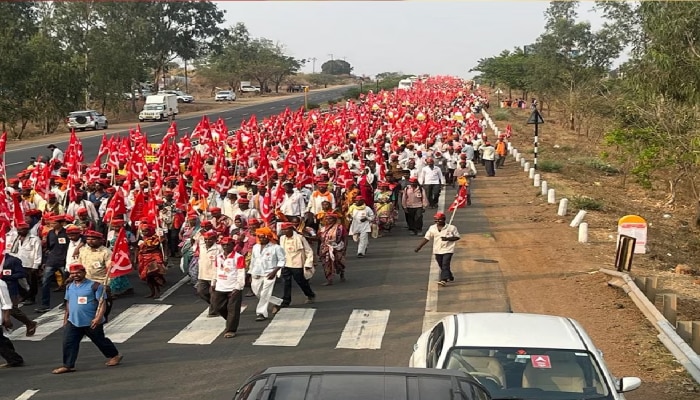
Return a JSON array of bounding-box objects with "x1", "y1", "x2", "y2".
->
[{"x1": 474, "y1": 109, "x2": 700, "y2": 398}]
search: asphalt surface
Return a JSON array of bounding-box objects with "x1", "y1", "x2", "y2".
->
[
  {"x1": 2, "y1": 180, "x2": 509, "y2": 400},
  {"x1": 4, "y1": 86, "x2": 351, "y2": 177}
]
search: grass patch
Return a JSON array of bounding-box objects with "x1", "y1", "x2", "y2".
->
[
  {"x1": 584, "y1": 158, "x2": 620, "y2": 174},
  {"x1": 491, "y1": 109, "x2": 512, "y2": 121},
  {"x1": 304, "y1": 102, "x2": 320, "y2": 111},
  {"x1": 537, "y1": 160, "x2": 563, "y2": 173},
  {"x1": 571, "y1": 195, "x2": 604, "y2": 211}
]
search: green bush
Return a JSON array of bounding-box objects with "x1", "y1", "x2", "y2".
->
[
  {"x1": 537, "y1": 160, "x2": 563, "y2": 173},
  {"x1": 585, "y1": 158, "x2": 620, "y2": 174},
  {"x1": 304, "y1": 102, "x2": 320, "y2": 111},
  {"x1": 571, "y1": 195, "x2": 604, "y2": 211},
  {"x1": 491, "y1": 109, "x2": 511, "y2": 121}
]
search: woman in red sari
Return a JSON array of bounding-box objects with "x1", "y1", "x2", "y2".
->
[
  {"x1": 358, "y1": 167, "x2": 375, "y2": 210},
  {"x1": 137, "y1": 225, "x2": 167, "y2": 298}
]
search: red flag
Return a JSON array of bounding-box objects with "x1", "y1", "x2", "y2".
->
[
  {"x1": 103, "y1": 189, "x2": 127, "y2": 223},
  {"x1": 108, "y1": 227, "x2": 132, "y2": 278},
  {"x1": 0, "y1": 221, "x2": 7, "y2": 267},
  {"x1": 129, "y1": 191, "x2": 146, "y2": 222},
  {"x1": 448, "y1": 185, "x2": 468, "y2": 211}
]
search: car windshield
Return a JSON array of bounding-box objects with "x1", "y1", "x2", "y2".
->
[
  {"x1": 144, "y1": 105, "x2": 164, "y2": 110},
  {"x1": 70, "y1": 112, "x2": 90, "y2": 117},
  {"x1": 444, "y1": 347, "x2": 612, "y2": 400}
]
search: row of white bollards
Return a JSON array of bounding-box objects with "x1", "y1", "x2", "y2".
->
[
  {"x1": 481, "y1": 110, "x2": 588, "y2": 243},
  {"x1": 507, "y1": 141, "x2": 588, "y2": 243}
]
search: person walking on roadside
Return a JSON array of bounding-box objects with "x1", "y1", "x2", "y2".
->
[
  {"x1": 480, "y1": 141, "x2": 497, "y2": 177},
  {"x1": 197, "y1": 230, "x2": 222, "y2": 317},
  {"x1": 414, "y1": 212, "x2": 461, "y2": 287},
  {"x1": 36, "y1": 215, "x2": 70, "y2": 314},
  {"x1": 249, "y1": 227, "x2": 285, "y2": 321},
  {"x1": 495, "y1": 137, "x2": 508, "y2": 168},
  {"x1": 347, "y1": 196, "x2": 374, "y2": 258},
  {"x1": 210, "y1": 237, "x2": 246, "y2": 339},
  {"x1": 51, "y1": 263, "x2": 122, "y2": 374},
  {"x1": 278, "y1": 222, "x2": 316, "y2": 307},
  {"x1": 1, "y1": 253, "x2": 37, "y2": 337},
  {"x1": 10, "y1": 222, "x2": 42, "y2": 306},
  {"x1": 401, "y1": 177, "x2": 428, "y2": 235},
  {"x1": 418, "y1": 158, "x2": 445, "y2": 208},
  {"x1": 0, "y1": 279, "x2": 25, "y2": 368}
]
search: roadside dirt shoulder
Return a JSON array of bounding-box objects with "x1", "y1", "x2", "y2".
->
[{"x1": 476, "y1": 163, "x2": 699, "y2": 399}]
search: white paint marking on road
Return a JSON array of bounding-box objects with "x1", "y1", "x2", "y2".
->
[
  {"x1": 225, "y1": 117, "x2": 232, "y2": 120},
  {"x1": 148, "y1": 134, "x2": 159, "y2": 138},
  {"x1": 87, "y1": 304, "x2": 171, "y2": 343},
  {"x1": 422, "y1": 190, "x2": 446, "y2": 332},
  {"x1": 253, "y1": 308, "x2": 315, "y2": 347},
  {"x1": 242, "y1": 113, "x2": 249, "y2": 116},
  {"x1": 168, "y1": 305, "x2": 248, "y2": 345},
  {"x1": 14, "y1": 390, "x2": 40, "y2": 400},
  {"x1": 156, "y1": 275, "x2": 190, "y2": 301},
  {"x1": 335, "y1": 309, "x2": 390, "y2": 350},
  {"x1": 6, "y1": 161, "x2": 23, "y2": 166},
  {"x1": 9, "y1": 306, "x2": 63, "y2": 341},
  {"x1": 269, "y1": 107, "x2": 276, "y2": 110}
]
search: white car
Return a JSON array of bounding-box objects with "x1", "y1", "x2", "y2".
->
[
  {"x1": 215, "y1": 90, "x2": 236, "y2": 101},
  {"x1": 240, "y1": 85, "x2": 261, "y2": 93},
  {"x1": 66, "y1": 110, "x2": 108, "y2": 131},
  {"x1": 409, "y1": 313, "x2": 641, "y2": 400},
  {"x1": 159, "y1": 90, "x2": 194, "y2": 103}
]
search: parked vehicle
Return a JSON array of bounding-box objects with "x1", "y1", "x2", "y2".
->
[
  {"x1": 409, "y1": 312, "x2": 641, "y2": 399},
  {"x1": 240, "y1": 85, "x2": 261, "y2": 93},
  {"x1": 233, "y1": 366, "x2": 492, "y2": 400},
  {"x1": 138, "y1": 94, "x2": 178, "y2": 122},
  {"x1": 66, "y1": 110, "x2": 108, "y2": 131},
  {"x1": 215, "y1": 90, "x2": 236, "y2": 101},
  {"x1": 159, "y1": 90, "x2": 194, "y2": 103}
]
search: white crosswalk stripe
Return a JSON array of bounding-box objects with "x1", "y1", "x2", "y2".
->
[
  {"x1": 82, "y1": 304, "x2": 171, "y2": 343},
  {"x1": 253, "y1": 308, "x2": 316, "y2": 347},
  {"x1": 168, "y1": 305, "x2": 248, "y2": 345},
  {"x1": 9, "y1": 306, "x2": 63, "y2": 341},
  {"x1": 336, "y1": 309, "x2": 391, "y2": 350},
  {"x1": 10, "y1": 303, "x2": 394, "y2": 349}
]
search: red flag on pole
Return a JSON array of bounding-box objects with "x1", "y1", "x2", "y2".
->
[
  {"x1": 448, "y1": 185, "x2": 468, "y2": 211},
  {"x1": 109, "y1": 227, "x2": 132, "y2": 278}
]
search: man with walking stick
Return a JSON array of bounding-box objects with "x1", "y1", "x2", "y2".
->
[{"x1": 414, "y1": 212, "x2": 460, "y2": 287}]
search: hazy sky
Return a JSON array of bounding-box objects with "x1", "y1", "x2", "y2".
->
[{"x1": 216, "y1": 1, "x2": 608, "y2": 78}]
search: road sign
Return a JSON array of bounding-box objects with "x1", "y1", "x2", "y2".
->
[
  {"x1": 494, "y1": 88, "x2": 503, "y2": 94},
  {"x1": 526, "y1": 109, "x2": 545, "y2": 125},
  {"x1": 531, "y1": 355, "x2": 551, "y2": 369}
]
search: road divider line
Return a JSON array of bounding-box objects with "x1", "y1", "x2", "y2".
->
[
  {"x1": 253, "y1": 308, "x2": 315, "y2": 347},
  {"x1": 336, "y1": 309, "x2": 390, "y2": 350},
  {"x1": 89, "y1": 304, "x2": 171, "y2": 343},
  {"x1": 422, "y1": 190, "x2": 447, "y2": 332},
  {"x1": 156, "y1": 275, "x2": 190, "y2": 301},
  {"x1": 6, "y1": 161, "x2": 23, "y2": 166},
  {"x1": 10, "y1": 305, "x2": 63, "y2": 341},
  {"x1": 15, "y1": 390, "x2": 40, "y2": 400},
  {"x1": 168, "y1": 305, "x2": 248, "y2": 345}
]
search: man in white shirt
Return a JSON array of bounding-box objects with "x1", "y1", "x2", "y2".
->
[
  {"x1": 197, "y1": 230, "x2": 222, "y2": 317},
  {"x1": 210, "y1": 237, "x2": 246, "y2": 339},
  {"x1": 418, "y1": 158, "x2": 445, "y2": 208},
  {"x1": 278, "y1": 222, "x2": 316, "y2": 307},
  {"x1": 9, "y1": 223, "x2": 42, "y2": 305},
  {"x1": 279, "y1": 182, "x2": 306, "y2": 219},
  {"x1": 249, "y1": 227, "x2": 285, "y2": 321},
  {"x1": 414, "y1": 212, "x2": 461, "y2": 287},
  {"x1": 0, "y1": 279, "x2": 25, "y2": 367},
  {"x1": 47, "y1": 144, "x2": 64, "y2": 163}
]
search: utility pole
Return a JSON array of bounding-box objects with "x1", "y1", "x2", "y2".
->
[
  {"x1": 328, "y1": 53, "x2": 334, "y2": 75},
  {"x1": 309, "y1": 57, "x2": 317, "y2": 74},
  {"x1": 184, "y1": 59, "x2": 189, "y2": 93}
]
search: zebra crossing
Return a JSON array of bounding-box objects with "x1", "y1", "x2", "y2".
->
[{"x1": 8, "y1": 303, "x2": 392, "y2": 350}]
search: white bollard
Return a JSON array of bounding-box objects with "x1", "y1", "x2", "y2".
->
[
  {"x1": 520, "y1": 158, "x2": 526, "y2": 166},
  {"x1": 541, "y1": 180, "x2": 548, "y2": 195},
  {"x1": 533, "y1": 174, "x2": 541, "y2": 186},
  {"x1": 515, "y1": 153, "x2": 521, "y2": 162},
  {"x1": 507, "y1": 142, "x2": 513, "y2": 151},
  {"x1": 557, "y1": 198, "x2": 568, "y2": 216},
  {"x1": 548, "y1": 189, "x2": 556, "y2": 204},
  {"x1": 529, "y1": 168, "x2": 535, "y2": 179},
  {"x1": 524, "y1": 162, "x2": 530, "y2": 172},
  {"x1": 578, "y1": 223, "x2": 589, "y2": 243},
  {"x1": 570, "y1": 210, "x2": 587, "y2": 227}
]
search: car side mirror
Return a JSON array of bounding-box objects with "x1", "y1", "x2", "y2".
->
[{"x1": 617, "y1": 377, "x2": 641, "y2": 393}]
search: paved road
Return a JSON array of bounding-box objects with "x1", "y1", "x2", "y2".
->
[
  {"x1": 3, "y1": 181, "x2": 512, "y2": 400},
  {"x1": 4, "y1": 86, "x2": 351, "y2": 176}
]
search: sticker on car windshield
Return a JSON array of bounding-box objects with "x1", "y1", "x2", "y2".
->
[{"x1": 530, "y1": 355, "x2": 552, "y2": 369}]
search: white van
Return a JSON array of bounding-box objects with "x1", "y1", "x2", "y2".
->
[
  {"x1": 397, "y1": 79, "x2": 413, "y2": 90},
  {"x1": 139, "y1": 94, "x2": 179, "y2": 122}
]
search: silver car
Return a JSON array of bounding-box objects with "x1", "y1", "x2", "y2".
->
[
  {"x1": 215, "y1": 90, "x2": 236, "y2": 101},
  {"x1": 66, "y1": 110, "x2": 108, "y2": 131}
]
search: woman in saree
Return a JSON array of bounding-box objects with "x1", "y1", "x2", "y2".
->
[
  {"x1": 137, "y1": 224, "x2": 167, "y2": 298},
  {"x1": 317, "y1": 212, "x2": 348, "y2": 286},
  {"x1": 179, "y1": 212, "x2": 201, "y2": 283},
  {"x1": 373, "y1": 182, "x2": 396, "y2": 234},
  {"x1": 342, "y1": 182, "x2": 359, "y2": 228}
]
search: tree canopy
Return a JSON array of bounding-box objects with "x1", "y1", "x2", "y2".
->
[{"x1": 471, "y1": 1, "x2": 700, "y2": 211}]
